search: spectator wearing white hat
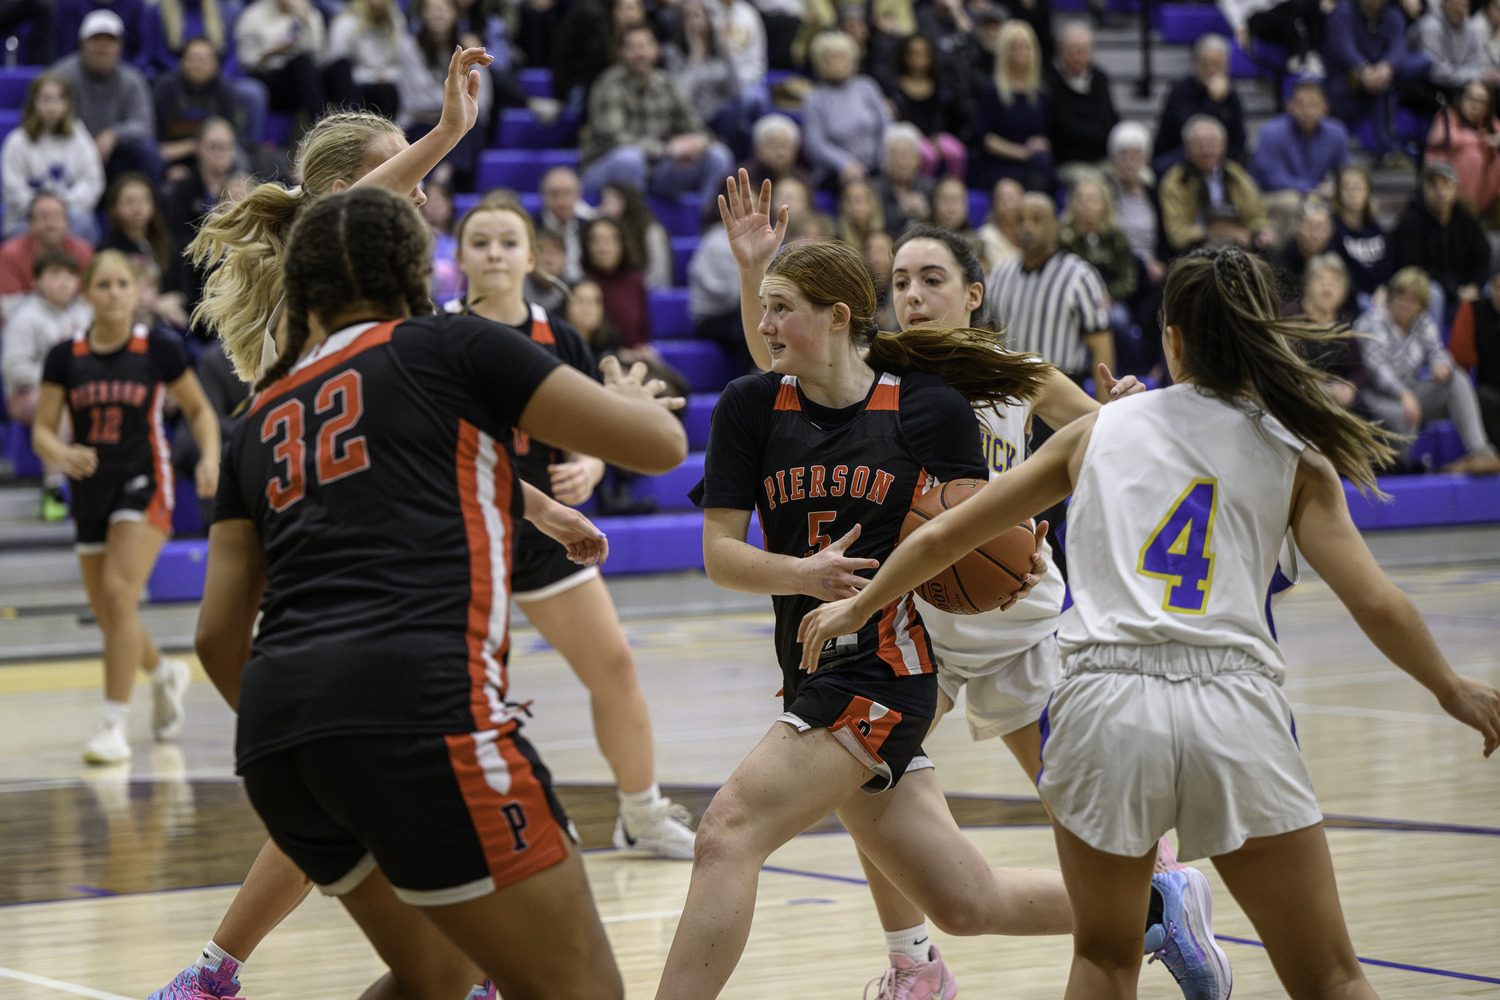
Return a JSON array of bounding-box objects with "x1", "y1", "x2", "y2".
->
[
  {"x1": 52, "y1": 0, "x2": 145, "y2": 62},
  {"x1": 52, "y1": 9, "x2": 160, "y2": 182}
]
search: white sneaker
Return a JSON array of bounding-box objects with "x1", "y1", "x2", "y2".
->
[
  {"x1": 612, "y1": 797, "x2": 697, "y2": 859},
  {"x1": 152, "y1": 657, "x2": 191, "y2": 741},
  {"x1": 83, "y1": 719, "x2": 131, "y2": 764}
]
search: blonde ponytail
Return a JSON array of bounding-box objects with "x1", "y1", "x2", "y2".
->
[{"x1": 187, "y1": 111, "x2": 405, "y2": 382}]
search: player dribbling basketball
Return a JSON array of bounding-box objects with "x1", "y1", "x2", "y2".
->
[{"x1": 800, "y1": 247, "x2": 1500, "y2": 1000}]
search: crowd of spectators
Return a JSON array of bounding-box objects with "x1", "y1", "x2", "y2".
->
[{"x1": 4, "y1": 0, "x2": 1500, "y2": 513}]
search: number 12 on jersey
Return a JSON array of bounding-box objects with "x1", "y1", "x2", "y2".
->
[{"x1": 1137, "y1": 478, "x2": 1218, "y2": 615}]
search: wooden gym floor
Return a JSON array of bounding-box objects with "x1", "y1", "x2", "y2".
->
[{"x1": 0, "y1": 566, "x2": 1497, "y2": 999}]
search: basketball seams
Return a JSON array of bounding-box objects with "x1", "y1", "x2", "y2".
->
[{"x1": 902, "y1": 478, "x2": 1033, "y2": 614}]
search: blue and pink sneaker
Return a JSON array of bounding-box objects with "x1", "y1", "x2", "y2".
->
[
  {"x1": 466, "y1": 982, "x2": 497, "y2": 1000},
  {"x1": 145, "y1": 956, "x2": 242, "y2": 1000},
  {"x1": 1145, "y1": 867, "x2": 1232, "y2": 1000}
]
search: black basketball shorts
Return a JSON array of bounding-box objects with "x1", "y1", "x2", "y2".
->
[
  {"x1": 511, "y1": 534, "x2": 598, "y2": 602},
  {"x1": 778, "y1": 671, "x2": 935, "y2": 795},
  {"x1": 71, "y1": 466, "x2": 172, "y2": 553},
  {"x1": 240, "y1": 728, "x2": 574, "y2": 906}
]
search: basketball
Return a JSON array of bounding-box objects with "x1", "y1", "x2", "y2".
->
[{"x1": 899, "y1": 479, "x2": 1037, "y2": 615}]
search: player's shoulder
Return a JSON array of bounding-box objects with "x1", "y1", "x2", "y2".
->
[
  {"x1": 894, "y1": 369, "x2": 969, "y2": 410},
  {"x1": 42, "y1": 336, "x2": 74, "y2": 368},
  {"x1": 720, "y1": 369, "x2": 782, "y2": 406}
]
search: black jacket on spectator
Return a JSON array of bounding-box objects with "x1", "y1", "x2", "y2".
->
[
  {"x1": 153, "y1": 72, "x2": 248, "y2": 144},
  {"x1": 1043, "y1": 62, "x2": 1119, "y2": 166},
  {"x1": 1391, "y1": 198, "x2": 1491, "y2": 306},
  {"x1": 888, "y1": 72, "x2": 974, "y2": 144},
  {"x1": 1152, "y1": 74, "x2": 1248, "y2": 165},
  {"x1": 1332, "y1": 215, "x2": 1394, "y2": 299},
  {"x1": 550, "y1": 0, "x2": 613, "y2": 100}
]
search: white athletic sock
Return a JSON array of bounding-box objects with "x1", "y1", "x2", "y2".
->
[
  {"x1": 196, "y1": 940, "x2": 244, "y2": 970},
  {"x1": 43, "y1": 472, "x2": 64, "y2": 489},
  {"x1": 618, "y1": 783, "x2": 661, "y2": 815},
  {"x1": 100, "y1": 700, "x2": 129, "y2": 728},
  {"x1": 150, "y1": 656, "x2": 172, "y2": 679},
  {"x1": 884, "y1": 923, "x2": 932, "y2": 963}
]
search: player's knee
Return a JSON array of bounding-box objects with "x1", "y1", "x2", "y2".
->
[
  {"x1": 97, "y1": 572, "x2": 138, "y2": 619},
  {"x1": 925, "y1": 898, "x2": 993, "y2": 937},
  {"x1": 691, "y1": 796, "x2": 752, "y2": 869},
  {"x1": 1071, "y1": 928, "x2": 1145, "y2": 971}
]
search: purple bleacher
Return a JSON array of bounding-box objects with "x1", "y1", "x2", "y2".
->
[
  {"x1": 1, "y1": 420, "x2": 42, "y2": 478},
  {"x1": 656, "y1": 339, "x2": 738, "y2": 391},
  {"x1": 1410, "y1": 420, "x2": 1466, "y2": 469},
  {"x1": 1230, "y1": 40, "x2": 1285, "y2": 79},
  {"x1": 453, "y1": 192, "x2": 478, "y2": 217},
  {"x1": 764, "y1": 69, "x2": 797, "y2": 89},
  {"x1": 262, "y1": 111, "x2": 294, "y2": 147},
  {"x1": 0, "y1": 66, "x2": 42, "y2": 109},
  {"x1": 649, "y1": 287, "x2": 693, "y2": 338},
  {"x1": 1158, "y1": 4, "x2": 1231, "y2": 44},
  {"x1": 518, "y1": 191, "x2": 542, "y2": 215},
  {"x1": 968, "y1": 189, "x2": 988, "y2": 229},
  {"x1": 477, "y1": 149, "x2": 579, "y2": 195},
  {"x1": 172, "y1": 478, "x2": 202, "y2": 536},
  {"x1": 1346, "y1": 473, "x2": 1500, "y2": 530},
  {"x1": 685, "y1": 392, "x2": 716, "y2": 449},
  {"x1": 650, "y1": 194, "x2": 703, "y2": 238},
  {"x1": 670, "y1": 236, "x2": 699, "y2": 286},
  {"x1": 497, "y1": 107, "x2": 580, "y2": 149},
  {"x1": 146, "y1": 539, "x2": 209, "y2": 603},
  {"x1": 813, "y1": 190, "x2": 836, "y2": 215},
  {"x1": 518, "y1": 67, "x2": 553, "y2": 100},
  {"x1": 596, "y1": 511, "x2": 706, "y2": 575},
  {"x1": 0, "y1": 107, "x2": 20, "y2": 145},
  {"x1": 633, "y1": 450, "x2": 704, "y2": 510}
]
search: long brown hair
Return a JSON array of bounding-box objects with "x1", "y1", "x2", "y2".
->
[
  {"x1": 258, "y1": 187, "x2": 434, "y2": 391},
  {"x1": 1163, "y1": 248, "x2": 1395, "y2": 493},
  {"x1": 189, "y1": 111, "x2": 405, "y2": 381},
  {"x1": 105, "y1": 173, "x2": 171, "y2": 277},
  {"x1": 765, "y1": 240, "x2": 1052, "y2": 407},
  {"x1": 21, "y1": 74, "x2": 74, "y2": 140}
]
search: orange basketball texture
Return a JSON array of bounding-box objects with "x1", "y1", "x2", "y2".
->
[{"x1": 898, "y1": 479, "x2": 1037, "y2": 615}]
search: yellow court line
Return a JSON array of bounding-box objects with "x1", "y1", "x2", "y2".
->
[{"x1": 0, "y1": 657, "x2": 209, "y2": 694}]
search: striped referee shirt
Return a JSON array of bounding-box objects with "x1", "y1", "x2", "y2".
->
[{"x1": 984, "y1": 251, "x2": 1109, "y2": 375}]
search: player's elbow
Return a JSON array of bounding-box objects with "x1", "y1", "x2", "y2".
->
[{"x1": 637, "y1": 419, "x2": 688, "y2": 475}]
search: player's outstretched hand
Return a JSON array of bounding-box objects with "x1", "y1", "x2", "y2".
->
[
  {"x1": 439, "y1": 45, "x2": 494, "y2": 137},
  {"x1": 798, "y1": 597, "x2": 866, "y2": 673},
  {"x1": 1098, "y1": 363, "x2": 1145, "y2": 401},
  {"x1": 720, "y1": 169, "x2": 788, "y2": 274},
  {"x1": 995, "y1": 520, "x2": 1049, "y2": 611},
  {"x1": 549, "y1": 458, "x2": 604, "y2": 507},
  {"x1": 532, "y1": 502, "x2": 609, "y2": 567},
  {"x1": 1437, "y1": 675, "x2": 1500, "y2": 757},
  {"x1": 600, "y1": 355, "x2": 687, "y2": 411},
  {"x1": 796, "y1": 523, "x2": 879, "y2": 602}
]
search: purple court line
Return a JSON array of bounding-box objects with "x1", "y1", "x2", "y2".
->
[
  {"x1": 759, "y1": 866, "x2": 1500, "y2": 986},
  {"x1": 1321, "y1": 813, "x2": 1500, "y2": 837},
  {"x1": 1214, "y1": 934, "x2": 1500, "y2": 986}
]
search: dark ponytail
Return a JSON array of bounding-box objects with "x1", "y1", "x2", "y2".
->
[
  {"x1": 767, "y1": 239, "x2": 1053, "y2": 407},
  {"x1": 254, "y1": 187, "x2": 435, "y2": 391},
  {"x1": 1163, "y1": 248, "x2": 1396, "y2": 493}
]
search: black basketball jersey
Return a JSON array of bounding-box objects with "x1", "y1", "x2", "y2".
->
[
  {"x1": 214, "y1": 314, "x2": 561, "y2": 768},
  {"x1": 41, "y1": 324, "x2": 187, "y2": 476},
  {"x1": 504, "y1": 304, "x2": 599, "y2": 548},
  {"x1": 694, "y1": 370, "x2": 985, "y2": 714}
]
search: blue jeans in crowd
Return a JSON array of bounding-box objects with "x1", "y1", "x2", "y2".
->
[
  {"x1": 581, "y1": 141, "x2": 736, "y2": 211},
  {"x1": 1326, "y1": 52, "x2": 1431, "y2": 155}
]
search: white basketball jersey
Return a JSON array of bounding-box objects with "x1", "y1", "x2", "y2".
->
[
  {"x1": 1057, "y1": 384, "x2": 1305, "y2": 681},
  {"x1": 917, "y1": 400, "x2": 1067, "y2": 668}
]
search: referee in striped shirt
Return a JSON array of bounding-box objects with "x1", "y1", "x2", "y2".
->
[{"x1": 983, "y1": 193, "x2": 1115, "y2": 402}]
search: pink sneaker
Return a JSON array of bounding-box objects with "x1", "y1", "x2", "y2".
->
[
  {"x1": 864, "y1": 947, "x2": 958, "y2": 1000},
  {"x1": 1155, "y1": 836, "x2": 1187, "y2": 873},
  {"x1": 145, "y1": 957, "x2": 242, "y2": 1000},
  {"x1": 465, "y1": 981, "x2": 497, "y2": 1000}
]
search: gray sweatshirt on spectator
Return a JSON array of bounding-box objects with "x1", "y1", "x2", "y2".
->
[
  {"x1": 1413, "y1": 11, "x2": 1493, "y2": 88},
  {"x1": 52, "y1": 54, "x2": 156, "y2": 146},
  {"x1": 1353, "y1": 306, "x2": 1453, "y2": 397},
  {"x1": 1, "y1": 293, "x2": 91, "y2": 396},
  {"x1": 688, "y1": 225, "x2": 739, "y2": 321},
  {"x1": 801, "y1": 75, "x2": 891, "y2": 182}
]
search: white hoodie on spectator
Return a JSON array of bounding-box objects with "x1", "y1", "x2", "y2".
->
[
  {"x1": 1, "y1": 292, "x2": 92, "y2": 398},
  {"x1": 0, "y1": 125, "x2": 105, "y2": 237}
]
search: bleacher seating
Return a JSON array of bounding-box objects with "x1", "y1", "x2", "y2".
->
[
  {"x1": 0, "y1": 66, "x2": 42, "y2": 108},
  {"x1": 670, "y1": 236, "x2": 698, "y2": 286},
  {"x1": 0, "y1": 108, "x2": 20, "y2": 145},
  {"x1": 684, "y1": 393, "x2": 715, "y2": 448},
  {"x1": 497, "y1": 107, "x2": 580, "y2": 149},
  {"x1": 650, "y1": 194, "x2": 703, "y2": 238},
  {"x1": 655, "y1": 339, "x2": 738, "y2": 392},
  {"x1": 477, "y1": 149, "x2": 579, "y2": 193},
  {"x1": 517, "y1": 68, "x2": 553, "y2": 100},
  {"x1": 648, "y1": 287, "x2": 693, "y2": 338}
]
